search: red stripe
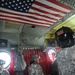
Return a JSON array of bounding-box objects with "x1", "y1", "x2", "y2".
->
[
  {"x1": 24, "y1": 15, "x2": 55, "y2": 23},
  {"x1": 0, "y1": 10, "x2": 58, "y2": 21},
  {"x1": 33, "y1": 1, "x2": 68, "y2": 14},
  {"x1": 47, "y1": 0, "x2": 72, "y2": 10},
  {"x1": 31, "y1": 6, "x2": 62, "y2": 17},
  {"x1": 29, "y1": 11, "x2": 58, "y2": 20},
  {"x1": 0, "y1": 15, "x2": 53, "y2": 23},
  {"x1": 0, "y1": 15, "x2": 52, "y2": 25},
  {"x1": 0, "y1": 18, "x2": 50, "y2": 28}
]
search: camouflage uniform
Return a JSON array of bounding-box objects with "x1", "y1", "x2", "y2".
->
[
  {"x1": 14, "y1": 51, "x2": 26, "y2": 75},
  {"x1": 14, "y1": 52, "x2": 26, "y2": 71},
  {"x1": 0, "y1": 69, "x2": 10, "y2": 75},
  {"x1": 56, "y1": 45, "x2": 75, "y2": 75},
  {"x1": 0, "y1": 59, "x2": 10, "y2": 75},
  {"x1": 28, "y1": 63, "x2": 44, "y2": 75},
  {"x1": 28, "y1": 55, "x2": 44, "y2": 75}
]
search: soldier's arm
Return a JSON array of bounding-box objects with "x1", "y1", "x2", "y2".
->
[
  {"x1": 41, "y1": 68, "x2": 44, "y2": 75},
  {"x1": 28, "y1": 66, "x2": 35, "y2": 75},
  {"x1": 3, "y1": 70, "x2": 10, "y2": 75},
  {"x1": 6, "y1": 71, "x2": 10, "y2": 75},
  {"x1": 39, "y1": 65, "x2": 44, "y2": 75}
]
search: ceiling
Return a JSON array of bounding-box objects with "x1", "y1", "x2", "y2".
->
[
  {"x1": 53, "y1": 14, "x2": 75, "y2": 32},
  {"x1": 0, "y1": 0, "x2": 75, "y2": 48}
]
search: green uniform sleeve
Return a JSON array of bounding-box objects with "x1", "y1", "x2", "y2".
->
[{"x1": 28, "y1": 66, "x2": 35, "y2": 75}]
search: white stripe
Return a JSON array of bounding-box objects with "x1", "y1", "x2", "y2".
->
[
  {"x1": 0, "y1": 17, "x2": 51, "y2": 27},
  {"x1": 36, "y1": 0, "x2": 71, "y2": 12},
  {"x1": 1, "y1": 8, "x2": 57, "y2": 22},
  {"x1": 32, "y1": 4, "x2": 65, "y2": 16},
  {"x1": 30, "y1": 9, "x2": 61, "y2": 19},
  {"x1": 0, "y1": 12, "x2": 54, "y2": 24}
]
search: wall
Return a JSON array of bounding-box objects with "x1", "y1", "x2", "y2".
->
[{"x1": 8, "y1": 49, "x2": 52, "y2": 75}]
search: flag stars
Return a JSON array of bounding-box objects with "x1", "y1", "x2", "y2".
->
[
  {"x1": 2, "y1": 4, "x2": 4, "y2": 6},
  {"x1": 17, "y1": 0, "x2": 19, "y2": 1},
  {"x1": 27, "y1": 6, "x2": 30, "y2": 8},
  {"x1": 29, "y1": 3, "x2": 31, "y2": 5},
  {"x1": 22, "y1": 5, "x2": 24, "y2": 7},
  {"x1": 27, "y1": 0, "x2": 29, "y2": 2},
  {"x1": 15, "y1": 8, "x2": 17, "y2": 10},
  {"x1": 9, "y1": 2, "x2": 11, "y2": 4},
  {"x1": 16, "y1": 4, "x2": 18, "y2": 6},
  {"x1": 2, "y1": 0, "x2": 4, "y2": 1},
  {"x1": 5, "y1": 3, "x2": 8, "y2": 5},
  {"x1": 18, "y1": 6, "x2": 20, "y2": 8},
  {"x1": 8, "y1": 6, "x2": 11, "y2": 8},
  {"x1": 31, "y1": 0, "x2": 34, "y2": 2},
  {"x1": 26, "y1": 10, "x2": 28, "y2": 12},
  {"x1": 25, "y1": 4, "x2": 27, "y2": 6},
  {"x1": 20, "y1": 9, "x2": 22, "y2": 11},
  {"x1": 23, "y1": 1, "x2": 25, "y2": 3},
  {"x1": 24, "y1": 8, "x2": 26, "y2": 9},
  {"x1": 13, "y1": 1, "x2": 15, "y2": 3},
  {"x1": 12, "y1": 5, "x2": 14, "y2": 7},
  {"x1": 1, "y1": 0, "x2": 34, "y2": 13},
  {"x1": 19, "y1": 2, "x2": 22, "y2": 4}
]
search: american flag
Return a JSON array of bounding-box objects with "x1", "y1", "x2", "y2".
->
[{"x1": 0, "y1": 0, "x2": 73, "y2": 27}]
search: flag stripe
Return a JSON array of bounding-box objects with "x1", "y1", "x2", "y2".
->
[
  {"x1": 0, "y1": 9, "x2": 58, "y2": 22},
  {"x1": 0, "y1": 17, "x2": 51, "y2": 27},
  {"x1": 31, "y1": 6, "x2": 63, "y2": 17},
  {"x1": 29, "y1": 9, "x2": 61, "y2": 19},
  {"x1": 0, "y1": 14, "x2": 54, "y2": 25},
  {"x1": 33, "y1": 1, "x2": 68, "y2": 14},
  {"x1": 37, "y1": 0, "x2": 72, "y2": 11},
  {"x1": 0, "y1": 8, "x2": 58, "y2": 21},
  {"x1": 47, "y1": 0, "x2": 72, "y2": 10}
]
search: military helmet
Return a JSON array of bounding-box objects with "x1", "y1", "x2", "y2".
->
[{"x1": 30, "y1": 55, "x2": 40, "y2": 62}]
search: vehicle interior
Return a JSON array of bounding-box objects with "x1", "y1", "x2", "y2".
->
[{"x1": 0, "y1": 0, "x2": 75, "y2": 75}]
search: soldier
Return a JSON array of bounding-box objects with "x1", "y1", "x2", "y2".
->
[
  {"x1": 28, "y1": 55, "x2": 44, "y2": 75},
  {"x1": 56, "y1": 45, "x2": 75, "y2": 75},
  {"x1": 14, "y1": 50, "x2": 26, "y2": 75},
  {"x1": 0, "y1": 59, "x2": 10, "y2": 75}
]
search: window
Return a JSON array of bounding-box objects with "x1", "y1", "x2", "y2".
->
[
  {"x1": 0, "y1": 51, "x2": 11, "y2": 69},
  {"x1": 48, "y1": 48, "x2": 56, "y2": 62}
]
